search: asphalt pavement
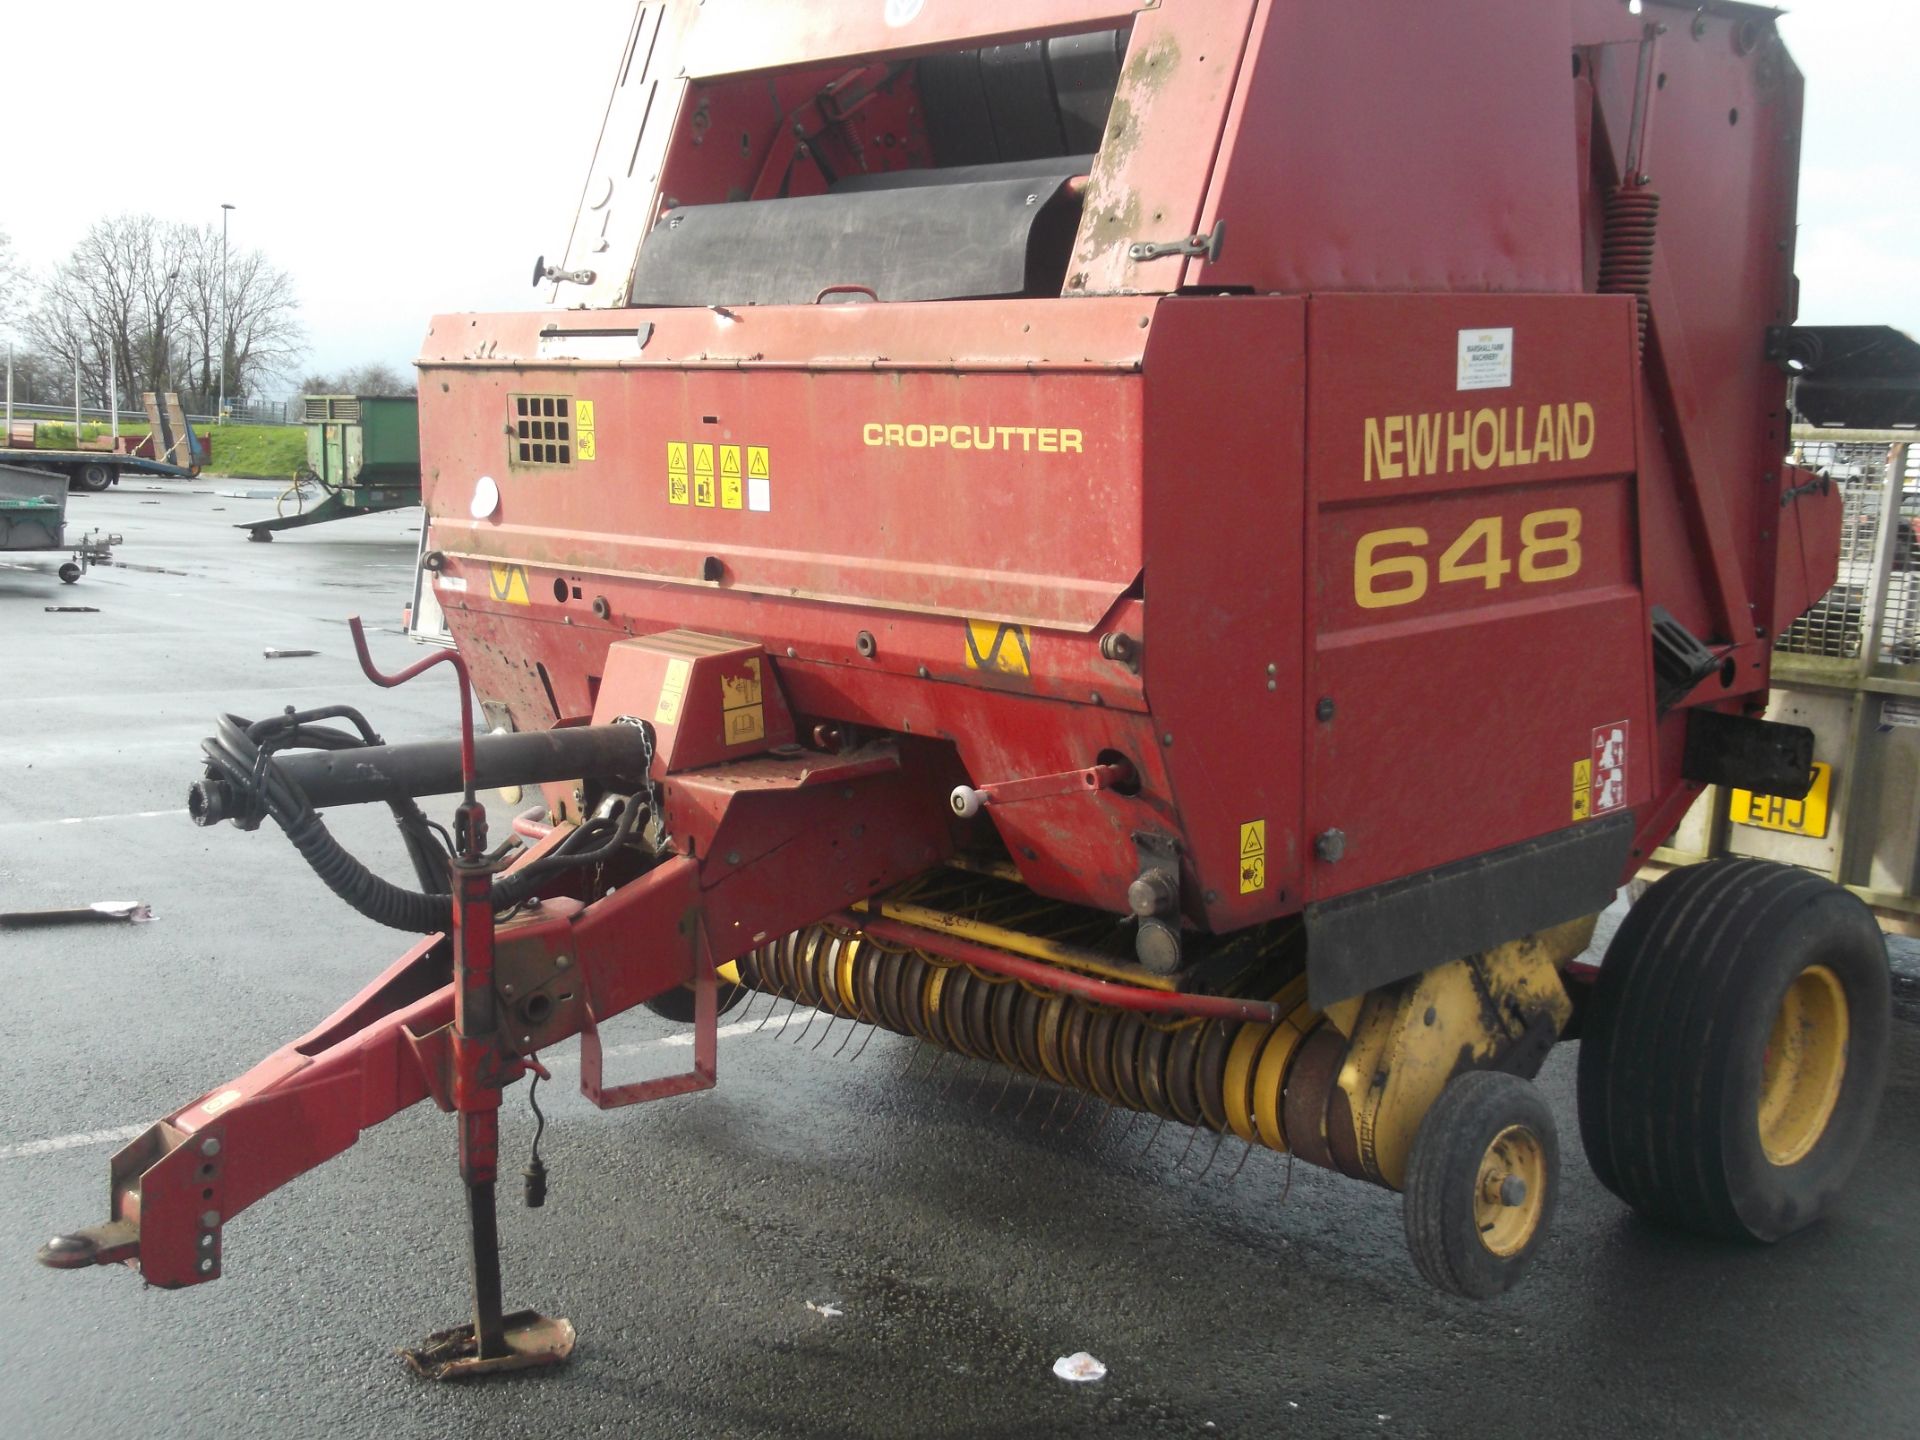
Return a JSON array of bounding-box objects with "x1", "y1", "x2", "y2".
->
[{"x1": 2, "y1": 484, "x2": 1917, "y2": 1440}]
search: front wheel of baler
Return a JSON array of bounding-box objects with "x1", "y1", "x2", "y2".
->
[
  {"x1": 1402, "y1": 1070, "x2": 1559, "y2": 1299},
  {"x1": 1576, "y1": 859, "x2": 1890, "y2": 1242}
]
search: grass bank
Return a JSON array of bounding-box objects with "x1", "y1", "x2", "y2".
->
[
  {"x1": 205, "y1": 424, "x2": 307, "y2": 479},
  {"x1": 11, "y1": 419, "x2": 307, "y2": 479}
]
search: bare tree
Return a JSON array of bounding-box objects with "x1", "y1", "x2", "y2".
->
[
  {"x1": 180, "y1": 227, "x2": 304, "y2": 406},
  {"x1": 300, "y1": 361, "x2": 415, "y2": 397},
  {"x1": 222, "y1": 248, "x2": 304, "y2": 402},
  {"x1": 24, "y1": 214, "x2": 193, "y2": 405},
  {"x1": 22, "y1": 214, "x2": 305, "y2": 411},
  {"x1": 0, "y1": 228, "x2": 26, "y2": 340}
]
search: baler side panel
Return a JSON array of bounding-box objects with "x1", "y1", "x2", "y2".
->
[
  {"x1": 1140, "y1": 297, "x2": 1309, "y2": 924},
  {"x1": 1187, "y1": 0, "x2": 1583, "y2": 296},
  {"x1": 1303, "y1": 294, "x2": 1652, "y2": 901},
  {"x1": 422, "y1": 360, "x2": 1144, "y2": 633}
]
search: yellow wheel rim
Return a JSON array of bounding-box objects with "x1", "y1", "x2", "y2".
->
[
  {"x1": 1474, "y1": 1124, "x2": 1547, "y2": 1258},
  {"x1": 1758, "y1": 963, "x2": 1849, "y2": 1167}
]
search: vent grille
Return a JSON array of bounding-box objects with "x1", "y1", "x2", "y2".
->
[
  {"x1": 302, "y1": 396, "x2": 362, "y2": 423},
  {"x1": 510, "y1": 394, "x2": 574, "y2": 467}
]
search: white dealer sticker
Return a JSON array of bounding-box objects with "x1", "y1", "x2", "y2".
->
[{"x1": 1458, "y1": 328, "x2": 1514, "y2": 392}]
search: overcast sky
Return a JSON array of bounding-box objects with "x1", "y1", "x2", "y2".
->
[{"x1": 4, "y1": 0, "x2": 1913, "y2": 390}]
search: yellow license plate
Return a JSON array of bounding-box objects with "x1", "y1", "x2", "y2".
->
[{"x1": 1731, "y1": 762, "x2": 1832, "y2": 839}]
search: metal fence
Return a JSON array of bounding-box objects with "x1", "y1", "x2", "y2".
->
[
  {"x1": 3, "y1": 397, "x2": 300, "y2": 429},
  {"x1": 1776, "y1": 431, "x2": 1919, "y2": 671}
]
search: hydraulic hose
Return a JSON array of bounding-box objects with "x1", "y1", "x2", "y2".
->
[{"x1": 193, "y1": 709, "x2": 649, "y2": 934}]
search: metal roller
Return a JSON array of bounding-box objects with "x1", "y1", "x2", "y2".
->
[{"x1": 737, "y1": 920, "x2": 1394, "y2": 1182}]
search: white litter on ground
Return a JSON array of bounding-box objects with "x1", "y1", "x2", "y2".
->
[
  {"x1": 805, "y1": 1301, "x2": 843, "y2": 1319},
  {"x1": 1052, "y1": 1352, "x2": 1107, "y2": 1383}
]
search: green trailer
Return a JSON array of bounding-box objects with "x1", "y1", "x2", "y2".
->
[{"x1": 240, "y1": 395, "x2": 421, "y2": 540}]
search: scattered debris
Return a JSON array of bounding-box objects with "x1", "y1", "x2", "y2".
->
[
  {"x1": 44, "y1": 605, "x2": 99, "y2": 613},
  {"x1": 805, "y1": 1301, "x2": 843, "y2": 1320},
  {"x1": 263, "y1": 647, "x2": 318, "y2": 659},
  {"x1": 0, "y1": 900, "x2": 154, "y2": 930},
  {"x1": 1052, "y1": 1352, "x2": 1107, "y2": 1383}
]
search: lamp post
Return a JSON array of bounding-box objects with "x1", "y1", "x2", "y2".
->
[{"x1": 217, "y1": 202, "x2": 235, "y2": 421}]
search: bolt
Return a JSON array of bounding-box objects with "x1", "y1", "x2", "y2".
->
[
  {"x1": 200, "y1": 1138, "x2": 221, "y2": 1158},
  {"x1": 726, "y1": 851, "x2": 741, "y2": 865},
  {"x1": 557, "y1": 954, "x2": 571, "y2": 968},
  {"x1": 502, "y1": 984, "x2": 516, "y2": 998},
  {"x1": 1317, "y1": 697, "x2": 1335, "y2": 723},
  {"x1": 1314, "y1": 828, "x2": 1347, "y2": 863},
  {"x1": 1161, "y1": 732, "x2": 1174, "y2": 747},
  {"x1": 200, "y1": 1234, "x2": 215, "y2": 1250},
  {"x1": 918, "y1": 665, "x2": 930, "y2": 678},
  {"x1": 201, "y1": 1210, "x2": 220, "y2": 1229},
  {"x1": 1499, "y1": 1175, "x2": 1529, "y2": 1208},
  {"x1": 199, "y1": 1258, "x2": 214, "y2": 1274}
]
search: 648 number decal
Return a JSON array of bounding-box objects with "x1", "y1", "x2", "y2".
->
[{"x1": 1353, "y1": 508, "x2": 1582, "y2": 610}]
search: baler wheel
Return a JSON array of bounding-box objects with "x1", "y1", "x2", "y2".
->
[
  {"x1": 1575, "y1": 859, "x2": 1889, "y2": 1242},
  {"x1": 1402, "y1": 1071, "x2": 1558, "y2": 1300},
  {"x1": 642, "y1": 977, "x2": 747, "y2": 1024}
]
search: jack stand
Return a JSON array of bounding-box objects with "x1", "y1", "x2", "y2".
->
[
  {"x1": 398, "y1": 817, "x2": 575, "y2": 1380},
  {"x1": 340, "y1": 627, "x2": 577, "y2": 1381}
]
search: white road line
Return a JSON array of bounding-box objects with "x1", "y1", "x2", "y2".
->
[
  {"x1": 543, "y1": 1015, "x2": 782, "y2": 1066},
  {"x1": 0, "y1": 1125, "x2": 147, "y2": 1162},
  {"x1": 53, "y1": 809, "x2": 186, "y2": 826},
  {"x1": 0, "y1": 1014, "x2": 808, "y2": 1162}
]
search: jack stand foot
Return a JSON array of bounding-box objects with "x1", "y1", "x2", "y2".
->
[
  {"x1": 399, "y1": 1174, "x2": 573, "y2": 1379},
  {"x1": 397, "y1": 1310, "x2": 576, "y2": 1380}
]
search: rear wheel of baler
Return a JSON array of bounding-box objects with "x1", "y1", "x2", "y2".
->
[
  {"x1": 642, "y1": 975, "x2": 748, "y2": 1024},
  {"x1": 1576, "y1": 859, "x2": 1889, "y2": 1242},
  {"x1": 1402, "y1": 1071, "x2": 1559, "y2": 1299}
]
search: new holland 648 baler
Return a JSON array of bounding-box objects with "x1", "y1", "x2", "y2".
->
[{"x1": 42, "y1": 0, "x2": 1891, "y2": 1374}]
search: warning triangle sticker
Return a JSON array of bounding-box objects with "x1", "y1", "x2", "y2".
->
[{"x1": 1239, "y1": 821, "x2": 1265, "y2": 859}]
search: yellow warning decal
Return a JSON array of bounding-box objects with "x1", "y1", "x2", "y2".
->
[
  {"x1": 1571, "y1": 757, "x2": 1593, "y2": 821},
  {"x1": 1239, "y1": 820, "x2": 1267, "y2": 895},
  {"x1": 666, "y1": 440, "x2": 771, "y2": 511},
  {"x1": 655, "y1": 657, "x2": 693, "y2": 726},
  {"x1": 575, "y1": 400, "x2": 597, "y2": 462},
  {"x1": 692, "y1": 444, "x2": 715, "y2": 507},
  {"x1": 488, "y1": 564, "x2": 531, "y2": 605},
  {"x1": 667, "y1": 442, "x2": 688, "y2": 505},
  {"x1": 720, "y1": 656, "x2": 766, "y2": 746},
  {"x1": 963, "y1": 620, "x2": 1032, "y2": 676}
]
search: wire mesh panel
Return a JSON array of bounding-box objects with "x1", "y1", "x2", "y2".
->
[{"x1": 1778, "y1": 434, "x2": 1919, "y2": 668}]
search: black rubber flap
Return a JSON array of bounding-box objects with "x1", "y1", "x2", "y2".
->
[
  {"x1": 628, "y1": 170, "x2": 1083, "y2": 308},
  {"x1": 1303, "y1": 815, "x2": 1635, "y2": 1009}
]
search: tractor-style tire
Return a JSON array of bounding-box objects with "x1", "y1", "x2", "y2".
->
[
  {"x1": 1577, "y1": 858, "x2": 1889, "y2": 1242},
  {"x1": 643, "y1": 979, "x2": 748, "y2": 1024},
  {"x1": 1402, "y1": 1070, "x2": 1559, "y2": 1300}
]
